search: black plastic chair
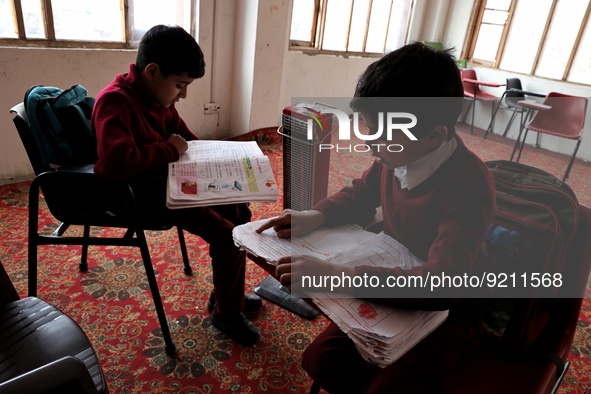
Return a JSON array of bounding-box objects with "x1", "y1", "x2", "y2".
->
[
  {"x1": 10, "y1": 99, "x2": 192, "y2": 356},
  {"x1": 0, "y1": 260, "x2": 109, "y2": 393},
  {"x1": 484, "y1": 78, "x2": 546, "y2": 139}
]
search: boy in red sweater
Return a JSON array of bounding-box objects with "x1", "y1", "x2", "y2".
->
[
  {"x1": 93, "y1": 25, "x2": 261, "y2": 346},
  {"x1": 257, "y1": 43, "x2": 496, "y2": 391}
]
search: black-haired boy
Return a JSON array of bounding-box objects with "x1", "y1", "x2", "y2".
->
[
  {"x1": 258, "y1": 42, "x2": 496, "y2": 391},
  {"x1": 93, "y1": 25, "x2": 261, "y2": 347}
]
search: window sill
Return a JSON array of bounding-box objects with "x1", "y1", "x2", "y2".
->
[{"x1": 288, "y1": 46, "x2": 383, "y2": 59}]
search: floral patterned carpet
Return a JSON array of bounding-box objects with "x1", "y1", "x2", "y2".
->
[{"x1": 1, "y1": 124, "x2": 590, "y2": 393}]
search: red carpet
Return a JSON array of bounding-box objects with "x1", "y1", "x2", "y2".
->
[{"x1": 1, "y1": 124, "x2": 590, "y2": 393}]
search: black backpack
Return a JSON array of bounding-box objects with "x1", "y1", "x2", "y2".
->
[
  {"x1": 477, "y1": 160, "x2": 580, "y2": 352},
  {"x1": 24, "y1": 84, "x2": 97, "y2": 170}
]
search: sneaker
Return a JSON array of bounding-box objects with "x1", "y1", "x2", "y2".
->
[
  {"x1": 211, "y1": 311, "x2": 261, "y2": 346},
  {"x1": 207, "y1": 291, "x2": 262, "y2": 314}
]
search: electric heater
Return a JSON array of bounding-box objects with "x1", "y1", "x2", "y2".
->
[{"x1": 280, "y1": 102, "x2": 333, "y2": 210}]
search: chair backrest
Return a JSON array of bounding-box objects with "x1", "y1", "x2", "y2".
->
[
  {"x1": 529, "y1": 92, "x2": 588, "y2": 140},
  {"x1": 503, "y1": 78, "x2": 525, "y2": 108},
  {"x1": 10, "y1": 103, "x2": 48, "y2": 175},
  {"x1": 460, "y1": 69, "x2": 478, "y2": 96},
  {"x1": 12, "y1": 85, "x2": 97, "y2": 174}
]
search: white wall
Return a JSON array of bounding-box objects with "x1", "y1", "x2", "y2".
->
[
  {"x1": 0, "y1": 48, "x2": 137, "y2": 180},
  {"x1": 1, "y1": 0, "x2": 591, "y2": 182}
]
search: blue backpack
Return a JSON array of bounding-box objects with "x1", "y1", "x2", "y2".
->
[{"x1": 24, "y1": 84, "x2": 97, "y2": 171}]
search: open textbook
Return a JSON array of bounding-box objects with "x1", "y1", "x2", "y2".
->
[
  {"x1": 166, "y1": 140, "x2": 278, "y2": 209},
  {"x1": 233, "y1": 219, "x2": 449, "y2": 368}
]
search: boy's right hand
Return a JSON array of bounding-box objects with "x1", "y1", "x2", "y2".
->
[
  {"x1": 256, "y1": 209, "x2": 326, "y2": 238},
  {"x1": 168, "y1": 133, "x2": 188, "y2": 155}
]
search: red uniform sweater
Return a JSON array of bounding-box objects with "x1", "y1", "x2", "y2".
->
[
  {"x1": 93, "y1": 64, "x2": 198, "y2": 181},
  {"x1": 314, "y1": 136, "x2": 496, "y2": 313}
]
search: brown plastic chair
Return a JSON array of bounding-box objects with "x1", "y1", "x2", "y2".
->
[
  {"x1": 460, "y1": 68, "x2": 499, "y2": 135},
  {"x1": 0, "y1": 260, "x2": 108, "y2": 393},
  {"x1": 10, "y1": 97, "x2": 192, "y2": 356},
  {"x1": 513, "y1": 92, "x2": 588, "y2": 181}
]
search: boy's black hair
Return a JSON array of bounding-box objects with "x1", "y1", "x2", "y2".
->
[
  {"x1": 351, "y1": 42, "x2": 464, "y2": 139},
  {"x1": 136, "y1": 25, "x2": 205, "y2": 79}
]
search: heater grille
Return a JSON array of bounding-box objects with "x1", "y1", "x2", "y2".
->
[{"x1": 281, "y1": 104, "x2": 332, "y2": 211}]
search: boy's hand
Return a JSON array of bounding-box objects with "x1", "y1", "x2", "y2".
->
[
  {"x1": 276, "y1": 254, "x2": 355, "y2": 293},
  {"x1": 256, "y1": 209, "x2": 326, "y2": 238},
  {"x1": 168, "y1": 133, "x2": 188, "y2": 155}
]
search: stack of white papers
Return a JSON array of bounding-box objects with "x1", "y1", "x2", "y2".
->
[
  {"x1": 310, "y1": 295, "x2": 448, "y2": 367},
  {"x1": 232, "y1": 220, "x2": 376, "y2": 265},
  {"x1": 167, "y1": 140, "x2": 278, "y2": 209},
  {"x1": 233, "y1": 218, "x2": 448, "y2": 368}
]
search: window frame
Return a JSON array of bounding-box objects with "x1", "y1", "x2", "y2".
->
[
  {"x1": 0, "y1": 0, "x2": 198, "y2": 49},
  {"x1": 463, "y1": 0, "x2": 591, "y2": 84},
  {"x1": 289, "y1": 0, "x2": 412, "y2": 58}
]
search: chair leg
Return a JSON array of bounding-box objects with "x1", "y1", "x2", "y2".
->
[
  {"x1": 176, "y1": 227, "x2": 192, "y2": 275},
  {"x1": 535, "y1": 132, "x2": 541, "y2": 148},
  {"x1": 471, "y1": 98, "x2": 476, "y2": 135},
  {"x1": 516, "y1": 129, "x2": 530, "y2": 162},
  {"x1": 461, "y1": 99, "x2": 473, "y2": 124},
  {"x1": 550, "y1": 359, "x2": 570, "y2": 394},
  {"x1": 136, "y1": 228, "x2": 177, "y2": 356},
  {"x1": 502, "y1": 111, "x2": 518, "y2": 138},
  {"x1": 309, "y1": 381, "x2": 321, "y2": 394},
  {"x1": 52, "y1": 222, "x2": 70, "y2": 236},
  {"x1": 484, "y1": 99, "x2": 502, "y2": 139},
  {"x1": 563, "y1": 140, "x2": 581, "y2": 182},
  {"x1": 28, "y1": 179, "x2": 40, "y2": 298},
  {"x1": 80, "y1": 225, "x2": 90, "y2": 272},
  {"x1": 510, "y1": 126, "x2": 526, "y2": 161}
]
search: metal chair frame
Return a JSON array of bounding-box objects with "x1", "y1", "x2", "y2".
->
[{"x1": 11, "y1": 101, "x2": 192, "y2": 356}]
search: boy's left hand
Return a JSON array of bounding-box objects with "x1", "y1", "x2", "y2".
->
[{"x1": 168, "y1": 133, "x2": 188, "y2": 155}]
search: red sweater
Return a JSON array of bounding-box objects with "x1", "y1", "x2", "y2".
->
[
  {"x1": 93, "y1": 64, "x2": 198, "y2": 181},
  {"x1": 314, "y1": 136, "x2": 496, "y2": 312}
]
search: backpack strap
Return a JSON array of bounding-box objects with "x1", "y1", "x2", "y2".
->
[{"x1": 52, "y1": 84, "x2": 88, "y2": 110}]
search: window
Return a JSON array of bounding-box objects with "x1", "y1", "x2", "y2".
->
[
  {"x1": 289, "y1": 0, "x2": 413, "y2": 56},
  {"x1": 0, "y1": 0, "x2": 197, "y2": 48},
  {"x1": 465, "y1": 0, "x2": 591, "y2": 85}
]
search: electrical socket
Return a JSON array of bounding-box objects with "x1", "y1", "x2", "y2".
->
[{"x1": 204, "y1": 102, "x2": 220, "y2": 115}]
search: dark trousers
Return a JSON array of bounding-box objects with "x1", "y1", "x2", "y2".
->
[
  {"x1": 132, "y1": 175, "x2": 252, "y2": 316},
  {"x1": 302, "y1": 319, "x2": 479, "y2": 394}
]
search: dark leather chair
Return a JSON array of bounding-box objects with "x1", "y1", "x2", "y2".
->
[
  {"x1": 10, "y1": 97, "x2": 192, "y2": 356},
  {"x1": 0, "y1": 260, "x2": 108, "y2": 393}
]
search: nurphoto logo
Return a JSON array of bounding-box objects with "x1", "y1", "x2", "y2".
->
[{"x1": 305, "y1": 107, "x2": 418, "y2": 153}]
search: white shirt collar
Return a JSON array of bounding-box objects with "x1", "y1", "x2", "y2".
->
[{"x1": 394, "y1": 137, "x2": 457, "y2": 190}]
